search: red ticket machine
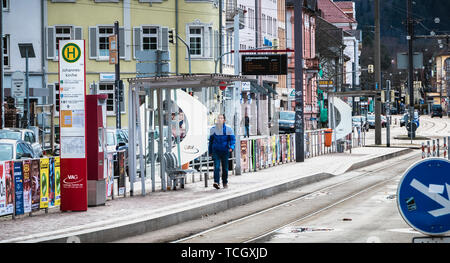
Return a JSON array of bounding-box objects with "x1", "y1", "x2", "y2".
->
[{"x1": 86, "y1": 94, "x2": 108, "y2": 206}]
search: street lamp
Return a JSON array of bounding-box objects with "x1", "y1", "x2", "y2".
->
[{"x1": 18, "y1": 43, "x2": 35, "y2": 128}]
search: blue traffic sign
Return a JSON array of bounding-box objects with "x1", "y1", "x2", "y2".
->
[{"x1": 397, "y1": 158, "x2": 450, "y2": 236}]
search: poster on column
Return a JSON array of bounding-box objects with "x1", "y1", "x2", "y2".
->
[
  {"x1": 48, "y1": 158, "x2": 55, "y2": 207},
  {"x1": 277, "y1": 136, "x2": 281, "y2": 164},
  {"x1": 256, "y1": 139, "x2": 260, "y2": 170},
  {"x1": 240, "y1": 141, "x2": 248, "y2": 173},
  {"x1": 4, "y1": 161, "x2": 14, "y2": 215},
  {"x1": 281, "y1": 136, "x2": 286, "y2": 163},
  {"x1": 287, "y1": 135, "x2": 291, "y2": 162},
  {"x1": 40, "y1": 158, "x2": 49, "y2": 209},
  {"x1": 22, "y1": 160, "x2": 32, "y2": 213},
  {"x1": 264, "y1": 138, "x2": 268, "y2": 168},
  {"x1": 55, "y1": 157, "x2": 61, "y2": 206},
  {"x1": 291, "y1": 134, "x2": 295, "y2": 160},
  {"x1": 106, "y1": 153, "x2": 114, "y2": 198},
  {"x1": 0, "y1": 162, "x2": 5, "y2": 216},
  {"x1": 14, "y1": 161, "x2": 24, "y2": 215},
  {"x1": 59, "y1": 39, "x2": 87, "y2": 211},
  {"x1": 31, "y1": 159, "x2": 40, "y2": 211},
  {"x1": 268, "y1": 138, "x2": 272, "y2": 167},
  {"x1": 272, "y1": 136, "x2": 276, "y2": 165},
  {"x1": 117, "y1": 152, "x2": 125, "y2": 196}
]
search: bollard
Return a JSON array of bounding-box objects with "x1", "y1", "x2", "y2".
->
[
  {"x1": 444, "y1": 137, "x2": 448, "y2": 159},
  {"x1": 427, "y1": 141, "x2": 431, "y2": 158},
  {"x1": 437, "y1": 139, "x2": 440, "y2": 157},
  {"x1": 448, "y1": 136, "x2": 450, "y2": 161},
  {"x1": 421, "y1": 142, "x2": 425, "y2": 159},
  {"x1": 432, "y1": 140, "x2": 436, "y2": 157}
]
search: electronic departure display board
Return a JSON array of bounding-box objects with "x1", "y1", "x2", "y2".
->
[{"x1": 241, "y1": 54, "x2": 287, "y2": 75}]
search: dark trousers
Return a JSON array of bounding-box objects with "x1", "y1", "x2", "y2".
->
[
  {"x1": 245, "y1": 125, "x2": 250, "y2": 138},
  {"x1": 212, "y1": 151, "x2": 229, "y2": 185}
]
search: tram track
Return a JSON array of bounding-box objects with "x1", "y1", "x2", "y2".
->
[{"x1": 173, "y1": 151, "x2": 420, "y2": 243}]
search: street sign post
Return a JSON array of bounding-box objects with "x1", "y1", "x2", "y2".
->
[
  {"x1": 58, "y1": 40, "x2": 88, "y2": 211},
  {"x1": 397, "y1": 158, "x2": 450, "y2": 236}
]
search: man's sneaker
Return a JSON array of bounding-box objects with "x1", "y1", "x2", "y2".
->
[
  {"x1": 213, "y1": 183, "x2": 220, "y2": 189},
  {"x1": 223, "y1": 184, "x2": 228, "y2": 189}
]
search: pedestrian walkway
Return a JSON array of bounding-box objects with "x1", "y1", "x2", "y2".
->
[{"x1": 0, "y1": 147, "x2": 415, "y2": 243}]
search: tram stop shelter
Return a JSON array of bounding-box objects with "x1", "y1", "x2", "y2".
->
[{"x1": 127, "y1": 74, "x2": 247, "y2": 196}]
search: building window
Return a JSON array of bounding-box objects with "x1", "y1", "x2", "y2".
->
[
  {"x1": 3, "y1": 35, "x2": 9, "y2": 67},
  {"x1": 248, "y1": 8, "x2": 254, "y2": 30},
  {"x1": 55, "y1": 26, "x2": 72, "y2": 57},
  {"x1": 189, "y1": 27, "x2": 202, "y2": 56},
  {"x1": 142, "y1": 27, "x2": 158, "y2": 50},
  {"x1": 2, "y1": 0, "x2": 9, "y2": 10},
  {"x1": 99, "y1": 83, "x2": 115, "y2": 115},
  {"x1": 98, "y1": 26, "x2": 114, "y2": 58},
  {"x1": 262, "y1": 14, "x2": 266, "y2": 34}
]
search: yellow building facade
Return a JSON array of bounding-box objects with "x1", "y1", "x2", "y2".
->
[{"x1": 46, "y1": 0, "x2": 223, "y2": 128}]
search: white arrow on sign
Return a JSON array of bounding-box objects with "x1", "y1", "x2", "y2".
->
[{"x1": 410, "y1": 179, "x2": 450, "y2": 217}]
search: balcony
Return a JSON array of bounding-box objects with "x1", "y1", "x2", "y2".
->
[{"x1": 226, "y1": 0, "x2": 245, "y2": 30}]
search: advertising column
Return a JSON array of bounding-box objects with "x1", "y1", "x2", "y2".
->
[{"x1": 59, "y1": 40, "x2": 88, "y2": 211}]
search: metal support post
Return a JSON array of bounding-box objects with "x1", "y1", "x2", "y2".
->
[
  {"x1": 128, "y1": 85, "x2": 136, "y2": 196},
  {"x1": 157, "y1": 88, "x2": 166, "y2": 191},
  {"x1": 115, "y1": 21, "x2": 121, "y2": 129},
  {"x1": 386, "y1": 80, "x2": 391, "y2": 147},
  {"x1": 234, "y1": 13, "x2": 242, "y2": 175},
  {"x1": 25, "y1": 49, "x2": 30, "y2": 128},
  {"x1": 294, "y1": 0, "x2": 304, "y2": 162},
  {"x1": 374, "y1": 0, "x2": 382, "y2": 145}
]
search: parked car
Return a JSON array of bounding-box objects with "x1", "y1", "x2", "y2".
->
[
  {"x1": 278, "y1": 111, "x2": 295, "y2": 134},
  {"x1": 352, "y1": 115, "x2": 369, "y2": 131},
  {"x1": 390, "y1": 107, "x2": 398, "y2": 115},
  {"x1": 366, "y1": 114, "x2": 387, "y2": 128},
  {"x1": 431, "y1": 104, "x2": 443, "y2": 118},
  {"x1": 0, "y1": 139, "x2": 38, "y2": 161},
  {"x1": 0, "y1": 128, "x2": 43, "y2": 157}
]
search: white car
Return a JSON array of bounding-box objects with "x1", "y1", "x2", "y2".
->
[
  {"x1": 0, "y1": 128, "x2": 43, "y2": 157},
  {"x1": 0, "y1": 139, "x2": 37, "y2": 161}
]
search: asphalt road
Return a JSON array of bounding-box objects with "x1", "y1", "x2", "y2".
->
[
  {"x1": 115, "y1": 150, "x2": 425, "y2": 243},
  {"x1": 171, "y1": 150, "x2": 423, "y2": 243}
]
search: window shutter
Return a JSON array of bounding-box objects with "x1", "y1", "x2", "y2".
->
[
  {"x1": 119, "y1": 27, "x2": 125, "y2": 59},
  {"x1": 74, "y1": 26, "x2": 83, "y2": 40},
  {"x1": 89, "y1": 27, "x2": 98, "y2": 59},
  {"x1": 209, "y1": 27, "x2": 213, "y2": 58},
  {"x1": 160, "y1": 27, "x2": 169, "y2": 51},
  {"x1": 133, "y1": 27, "x2": 141, "y2": 59},
  {"x1": 46, "y1": 27, "x2": 55, "y2": 60},
  {"x1": 203, "y1": 26, "x2": 209, "y2": 58},
  {"x1": 214, "y1": 30, "x2": 219, "y2": 60}
]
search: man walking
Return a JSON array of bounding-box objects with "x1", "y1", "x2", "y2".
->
[{"x1": 209, "y1": 114, "x2": 235, "y2": 189}]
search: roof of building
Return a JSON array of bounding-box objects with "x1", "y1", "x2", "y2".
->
[{"x1": 317, "y1": 0, "x2": 356, "y2": 28}]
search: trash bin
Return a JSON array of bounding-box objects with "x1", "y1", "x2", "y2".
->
[{"x1": 324, "y1": 129, "x2": 333, "y2": 147}]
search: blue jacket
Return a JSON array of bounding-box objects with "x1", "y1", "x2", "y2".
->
[{"x1": 209, "y1": 124, "x2": 236, "y2": 153}]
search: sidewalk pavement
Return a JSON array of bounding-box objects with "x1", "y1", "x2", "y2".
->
[{"x1": 0, "y1": 146, "x2": 415, "y2": 243}]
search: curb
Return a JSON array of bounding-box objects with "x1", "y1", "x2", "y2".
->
[
  {"x1": 345, "y1": 148, "x2": 413, "y2": 172},
  {"x1": 14, "y1": 148, "x2": 413, "y2": 243}
]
